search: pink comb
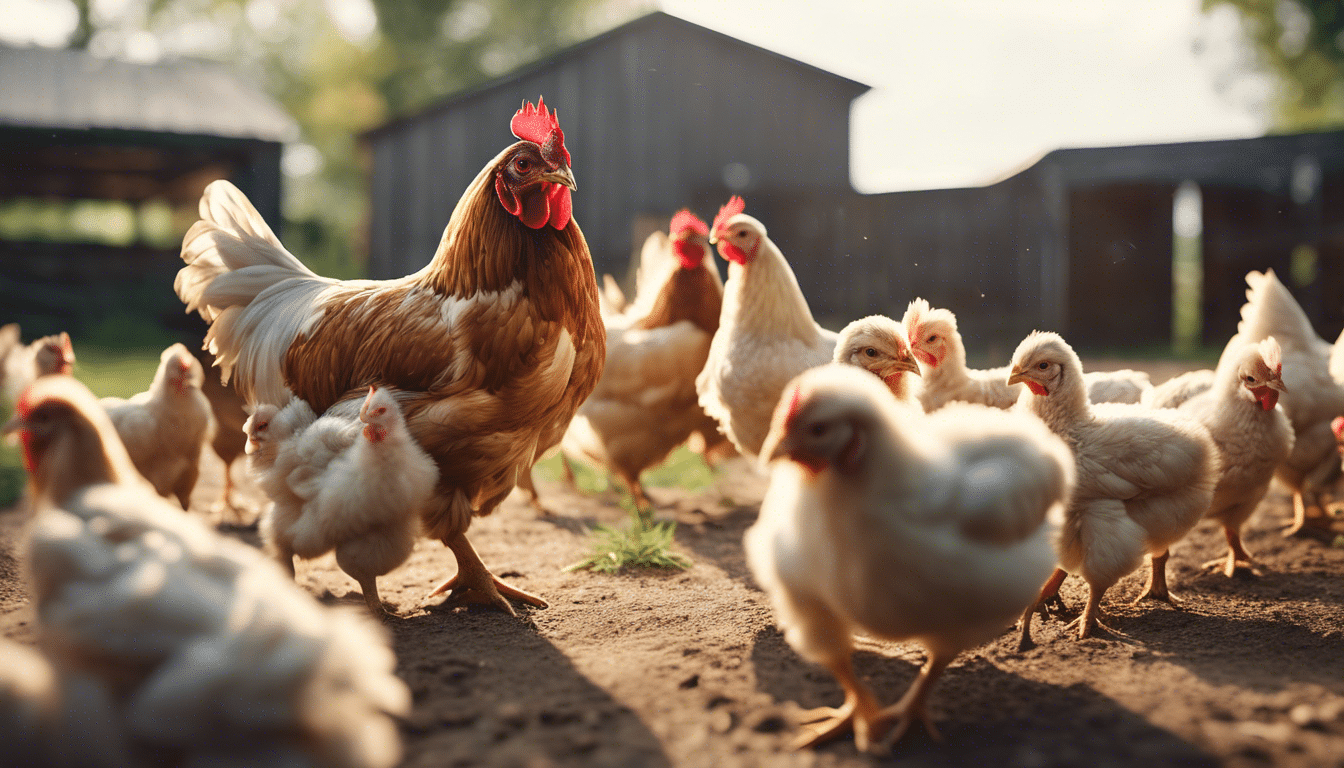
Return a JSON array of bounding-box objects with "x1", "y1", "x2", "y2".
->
[
  {"x1": 669, "y1": 209, "x2": 708, "y2": 237},
  {"x1": 510, "y1": 97, "x2": 570, "y2": 166},
  {"x1": 712, "y1": 196, "x2": 746, "y2": 239}
]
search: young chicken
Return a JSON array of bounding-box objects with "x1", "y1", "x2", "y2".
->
[
  {"x1": 1153, "y1": 338, "x2": 1293, "y2": 577},
  {"x1": 833, "y1": 315, "x2": 922, "y2": 406},
  {"x1": 697, "y1": 196, "x2": 838, "y2": 459},
  {"x1": 1008, "y1": 332, "x2": 1219, "y2": 646},
  {"x1": 3, "y1": 375, "x2": 409, "y2": 768},
  {"x1": 903, "y1": 299, "x2": 1152, "y2": 411},
  {"x1": 255, "y1": 386, "x2": 438, "y2": 615},
  {"x1": 98, "y1": 343, "x2": 214, "y2": 511},
  {"x1": 548, "y1": 210, "x2": 725, "y2": 507},
  {"x1": 1222, "y1": 269, "x2": 1344, "y2": 536},
  {"x1": 749, "y1": 364, "x2": 1071, "y2": 753},
  {"x1": 0, "y1": 325, "x2": 74, "y2": 405}
]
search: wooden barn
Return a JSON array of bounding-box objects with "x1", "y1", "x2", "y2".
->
[
  {"x1": 364, "y1": 11, "x2": 1344, "y2": 357},
  {"x1": 0, "y1": 43, "x2": 294, "y2": 342},
  {"x1": 363, "y1": 10, "x2": 869, "y2": 281}
]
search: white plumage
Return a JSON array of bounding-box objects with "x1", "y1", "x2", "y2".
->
[
  {"x1": 4, "y1": 375, "x2": 409, "y2": 768},
  {"x1": 748, "y1": 364, "x2": 1071, "y2": 753},
  {"x1": 833, "y1": 315, "x2": 923, "y2": 407},
  {"x1": 1009, "y1": 332, "x2": 1220, "y2": 646},
  {"x1": 100, "y1": 343, "x2": 215, "y2": 510},
  {"x1": 0, "y1": 326, "x2": 73, "y2": 406},
  {"x1": 697, "y1": 207, "x2": 837, "y2": 459},
  {"x1": 248, "y1": 386, "x2": 437, "y2": 614}
]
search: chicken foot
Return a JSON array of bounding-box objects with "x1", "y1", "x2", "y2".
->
[
  {"x1": 1201, "y1": 525, "x2": 1260, "y2": 578},
  {"x1": 425, "y1": 534, "x2": 548, "y2": 616},
  {"x1": 792, "y1": 655, "x2": 881, "y2": 751},
  {"x1": 1283, "y1": 490, "x2": 1334, "y2": 538},
  {"x1": 1066, "y1": 584, "x2": 1131, "y2": 642},
  {"x1": 868, "y1": 651, "x2": 952, "y2": 753},
  {"x1": 1131, "y1": 550, "x2": 1181, "y2": 605},
  {"x1": 1017, "y1": 568, "x2": 1068, "y2": 651}
]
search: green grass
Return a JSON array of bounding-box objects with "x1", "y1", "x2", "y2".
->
[
  {"x1": 534, "y1": 445, "x2": 717, "y2": 496},
  {"x1": 1, "y1": 347, "x2": 164, "y2": 507},
  {"x1": 564, "y1": 500, "x2": 692, "y2": 574}
]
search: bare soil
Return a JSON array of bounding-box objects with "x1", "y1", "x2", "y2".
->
[{"x1": 3, "y1": 361, "x2": 1344, "y2": 768}]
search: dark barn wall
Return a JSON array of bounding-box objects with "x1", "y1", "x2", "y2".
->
[{"x1": 366, "y1": 14, "x2": 864, "y2": 282}]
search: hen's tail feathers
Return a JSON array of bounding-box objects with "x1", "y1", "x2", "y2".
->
[
  {"x1": 1238, "y1": 269, "x2": 1319, "y2": 355},
  {"x1": 177, "y1": 180, "x2": 334, "y2": 405}
]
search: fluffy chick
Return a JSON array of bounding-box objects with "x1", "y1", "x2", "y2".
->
[
  {"x1": 903, "y1": 299, "x2": 1153, "y2": 411},
  {"x1": 1, "y1": 326, "x2": 74, "y2": 405},
  {"x1": 749, "y1": 364, "x2": 1071, "y2": 753},
  {"x1": 3, "y1": 375, "x2": 409, "y2": 768},
  {"x1": 255, "y1": 387, "x2": 437, "y2": 615},
  {"x1": 1009, "y1": 332, "x2": 1219, "y2": 646},
  {"x1": 1157, "y1": 338, "x2": 1294, "y2": 577},
  {"x1": 834, "y1": 315, "x2": 923, "y2": 406},
  {"x1": 100, "y1": 343, "x2": 214, "y2": 510}
]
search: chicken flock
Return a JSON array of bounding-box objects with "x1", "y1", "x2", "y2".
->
[{"x1": 2, "y1": 97, "x2": 1344, "y2": 762}]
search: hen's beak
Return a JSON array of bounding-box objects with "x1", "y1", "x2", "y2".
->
[
  {"x1": 1268, "y1": 378, "x2": 1288, "y2": 393},
  {"x1": 543, "y1": 166, "x2": 577, "y2": 191},
  {"x1": 888, "y1": 356, "x2": 922, "y2": 376},
  {"x1": 759, "y1": 428, "x2": 790, "y2": 471},
  {"x1": 1, "y1": 413, "x2": 23, "y2": 437},
  {"x1": 1006, "y1": 368, "x2": 1030, "y2": 387}
]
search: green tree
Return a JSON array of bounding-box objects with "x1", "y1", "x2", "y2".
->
[{"x1": 1206, "y1": 0, "x2": 1344, "y2": 128}]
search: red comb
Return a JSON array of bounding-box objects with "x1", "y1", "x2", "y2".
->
[
  {"x1": 511, "y1": 97, "x2": 570, "y2": 166},
  {"x1": 669, "y1": 209, "x2": 708, "y2": 237},
  {"x1": 1334, "y1": 416, "x2": 1344, "y2": 441},
  {"x1": 784, "y1": 385, "x2": 804, "y2": 426},
  {"x1": 712, "y1": 196, "x2": 745, "y2": 238}
]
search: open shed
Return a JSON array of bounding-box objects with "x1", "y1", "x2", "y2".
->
[{"x1": 0, "y1": 43, "x2": 295, "y2": 342}]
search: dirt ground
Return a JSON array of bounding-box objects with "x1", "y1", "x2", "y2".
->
[{"x1": 3, "y1": 359, "x2": 1344, "y2": 768}]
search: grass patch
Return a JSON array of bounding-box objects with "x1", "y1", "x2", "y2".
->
[
  {"x1": 564, "y1": 500, "x2": 691, "y2": 574},
  {"x1": 534, "y1": 446, "x2": 716, "y2": 496}
]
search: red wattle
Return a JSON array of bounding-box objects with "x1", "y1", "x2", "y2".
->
[
  {"x1": 498, "y1": 180, "x2": 572, "y2": 230},
  {"x1": 672, "y1": 239, "x2": 702, "y2": 268},
  {"x1": 913, "y1": 348, "x2": 938, "y2": 367},
  {"x1": 1025, "y1": 381, "x2": 1049, "y2": 396},
  {"x1": 721, "y1": 242, "x2": 749, "y2": 264},
  {"x1": 495, "y1": 175, "x2": 523, "y2": 218},
  {"x1": 883, "y1": 372, "x2": 904, "y2": 390},
  {"x1": 1255, "y1": 388, "x2": 1279, "y2": 411},
  {"x1": 546, "y1": 183, "x2": 571, "y2": 230},
  {"x1": 19, "y1": 432, "x2": 34, "y2": 475}
]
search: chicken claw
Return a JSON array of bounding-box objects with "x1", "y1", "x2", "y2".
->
[
  {"x1": 791, "y1": 658, "x2": 879, "y2": 751},
  {"x1": 1130, "y1": 550, "x2": 1181, "y2": 606},
  {"x1": 868, "y1": 654, "x2": 951, "y2": 754},
  {"x1": 1201, "y1": 526, "x2": 1261, "y2": 577},
  {"x1": 425, "y1": 535, "x2": 548, "y2": 615}
]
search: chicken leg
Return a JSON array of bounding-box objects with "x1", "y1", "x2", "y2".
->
[
  {"x1": 1017, "y1": 567, "x2": 1068, "y2": 651},
  {"x1": 1201, "y1": 524, "x2": 1260, "y2": 577},
  {"x1": 426, "y1": 534, "x2": 548, "y2": 615},
  {"x1": 792, "y1": 655, "x2": 881, "y2": 751},
  {"x1": 869, "y1": 651, "x2": 952, "y2": 752},
  {"x1": 1131, "y1": 549, "x2": 1179, "y2": 604}
]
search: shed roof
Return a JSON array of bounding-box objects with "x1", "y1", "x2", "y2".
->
[
  {"x1": 0, "y1": 43, "x2": 296, "y2": 142},
  {"x1": 367, "y1": 11, "x2": 870, "y2": 139}
]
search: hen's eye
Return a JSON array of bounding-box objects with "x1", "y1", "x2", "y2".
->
[
  {"x1": 864, "y1": 348, "x2": 878, "y2": 358},
  {"x1": 927, "y1": 335, "x2": 938, "y2": 343},
  {"x1": 1245, "y1": 375, "x2": 1255, "y2": 383},
  {"x1": 514, "y1": 158, "x2": 530, "y2": 172},
  {"x1": 810, "y1": 423, "x2": 827, "y2": 437},
  {"x1": 1037, "y1": 362, "x2": 1049, "y2": 371}
]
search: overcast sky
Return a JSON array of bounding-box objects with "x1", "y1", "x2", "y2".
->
[{"x1": 3, "y1": 0, "x2": 1273, "y2": 193}]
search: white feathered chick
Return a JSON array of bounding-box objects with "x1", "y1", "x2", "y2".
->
[
  {"x1": 696, "y1": 196, "x2": 838, "y2": 459},
  {"x1": 1008, "y1": 332, "x2": 1219, "y2": 646},
  {"x1": 903, "y1": 299, "x2": 1152, "y2": 411},
  {"x1": 99, "y1": 343, "x2": 214, "y2": 510},
  {"x1": 0, "y1": 326, "x2": 74, "y2": 406},
  {"x1": 254, "y1": 386, "x2": 437, "y2": 615},
  {"x1": 1223, "y1": 269, "x2": 1344, "y2": 536},
  {"x1": 3, "y1": 375, "x2": 409, "y2": 768},
  {"x1": 833, "y1": 315, "x2": 922, "y2": 406},
  {"x1": 748, "y1": 364, "x2": 1071, "y2": 753},
  {"x1": 1155, "y1": 338, "x2": 1293, "y2": 577}
]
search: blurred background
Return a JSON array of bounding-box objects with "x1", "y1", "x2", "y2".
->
[{"x1": 2, "y1": 0, "x2": 1344, "y2": 500}]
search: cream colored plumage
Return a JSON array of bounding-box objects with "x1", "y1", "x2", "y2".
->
[
  {"x1": 250, "y1": 386, "x2": 437, "y2": 614},
  {"x1": 1156, "y1": 338, "x2": 1293, "y2": 577},
  {"x1": 903, "y1": 299, "x2": 1152, "y2": 411},
  {"x1": 748, "y1": 364, "x2": 1071, "y2": 753},
  {"x1": 697, "y1": 203, "x2": 837, "y2": 459},
  {"x1": 1222, "y1": 269, "x2": 1344, "y2": 536},
  {"x1": 4, "y1": 375, "x2": 409, "y2": 768},
  {"x1": 0, "y1": 325, "x2": 74, "y2": 406},
  {"x1": 99, "y1": 343, "x2": 215, "y2": 510},
  {"x1": 1009, "y1": 332, "x2": 1220, "y2": 646},
  {"x1": 833, "y1": 315, "x2": 922, "y2": 406}
]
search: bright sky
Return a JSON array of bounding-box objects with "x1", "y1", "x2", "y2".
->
[{"x1": 3, "y1": 0, "x2": 1272, "y2": 193}]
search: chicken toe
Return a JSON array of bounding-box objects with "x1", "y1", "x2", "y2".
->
[
  {"x1": 791, "y1": 657, "x2": 879, "y2": 751},
  {"x1": 1131, "y1": 550, "x2": 1180, "y2": 605},
  {"x1": 869, "y1": 653, "x2": 952, "y2": 754},
  {"x1": 425, "y1": 535, "x2": 548, "y2": 615},
  {"x1": 1201, "y1": 526, "x2": 1261, "y2": 577}
]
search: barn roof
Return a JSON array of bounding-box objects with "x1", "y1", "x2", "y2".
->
[
  {"x1": 367, "y1": 11, "x2": 870, "y2": 138},
  {"x1": 0, "y1": 43, "x2": 296, "y2": 142}
]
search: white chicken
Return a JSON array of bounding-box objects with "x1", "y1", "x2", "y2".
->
[
  {"x1": 697, "y1": 196, "x2": 838, "y2": 459},
  {"x1": 1153, "y1": 338, "x2": 1293, "y2": 577},
  {"x1": 833, "y1": 315, "x2": 922, "y2": 406},
  {"x1": 749, "y1": 364, "x2": 1071, "y2": 753},
  {"x1": 1221, "y1": 269, "x2": 1344, "y2": 536},
  {"x1": 902, "y1": 299, "x2": 1153, "y2": 411},
  {"x1": 250, "y1": 386, "x2": 437, "y2": 615},
  {"x1": 551, "y1": 209, "x2": 725, "y2": 506},
  {"x1": 2, "y1": 374, "x2": 409, "y2": 768},
  {"x1": 99, "y1": 343, "x2": 214, "y2": 510},
  {"x1": 1008, "y1": 332, "x2": 1219, "y2": 646},
  {"x1": 0, "y1": 325, "x2": 74, "y2": 406}
]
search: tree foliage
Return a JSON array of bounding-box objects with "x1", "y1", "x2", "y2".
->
[{"x1": 1206, "y1": 0, "x2": 1344, "y2": 128}]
